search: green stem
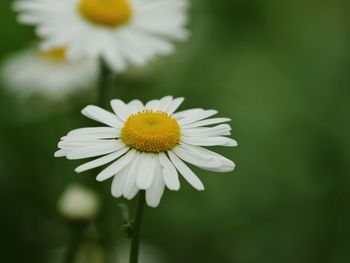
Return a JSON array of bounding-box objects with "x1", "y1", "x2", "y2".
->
[
  {"x1": 98, "y1": 57, "x2": 111, "y2": 107},
  {"x1": 97, "y1": 57, "x2": 112, "y2": 263},
  {"x1": 63, "y1": 224, "x2": 84, "y2": 263},
  {"x1": 129, "y1": 191, "x2": 146, "y2": 263},
  {"x1": 63, "y1": 240, "x2": 78, "y2": 263}
]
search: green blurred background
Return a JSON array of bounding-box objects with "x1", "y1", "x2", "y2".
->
[{"x1": 1, "y1": 0, "x2": 350, "y2": 262}]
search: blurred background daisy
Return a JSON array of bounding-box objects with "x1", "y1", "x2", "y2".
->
[
  {"x1": 1, "y1": 0, "x2": 350, "y2": 263},
  {"x1": 1, "y1": 46, "x2": 97, "y2": 99},
  {"x1": 14, "y1": 0, "x2": 189, "y2": 72}
]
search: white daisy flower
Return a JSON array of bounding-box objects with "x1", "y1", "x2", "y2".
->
[
  {"x1": 55, "y1": 96, "x2": 237, "y2": 207},
  {"x1": 14, "y1": 0, "x2": 189, "y2": 72},
  {"x1": 1, "y1": 47, "x2": 97, "y2": 99}
]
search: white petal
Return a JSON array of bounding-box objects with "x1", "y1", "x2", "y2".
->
[
  {"x1": 145, "y1": 161, "x2": 165, "y2": 207},
  {"x1": 181, "y1": 136, "x2": 238, "y2": 147},
  {"x1": 126, "y1": 101, "x2": 139, "y2": 114},
  {"x1": 158, "y1": 96, "x2": 173, "y2": 111},
  {"x1": 102, "y1": 48, "x2": 126, "y2": 72},
  {"x1": 181, "y1": 124, "x2": 231, "y2": 137},
  {"x1": 128, "y1": 99, "x2": 144, "y2": 111},
  {"x1": 111, "y1": 99, "x2": 132, "y2": 121},
  {"x1": 173, "y1": 146, "x2": 234, "y2": 172},
  {"x1": 62, "y1": 132, "x2": 121, "y2": 141},
  {"x1": 75, "y1": 147, "x2": 129, "y2": 173},
  {"x1": 124, "y1": 182, "x2": 139, "y2": 200},
  {"x1": 165, "y1": 97, "x2": 184, "y2": 114},
  {"x1": 68, "y1": 127, "x2": 117, "y2": 135},
  {"x1": 66, "y1": 141, "x2": 126, "y2": 160},
  {"x1": 181, "y1": 118, "x2": 231, "y2": 128},
  {"x1": 168, "y1": 151, "x2": 204, "y2": 191},
  {"x1": 111, "y1": 166, "x2": 129, "y2": 198},
  {"x1": 158, "y1": 152, "x2": 180, "y2": 191},
  {"x1": 58, "y1": 139, "x2": 114, "y2": 149},
  {"x1": 96, "y1": 149, "x2": 136, "y2": 181},
  {"x1": 179, "y1": 143, "x2": 235, "y2": 172},
  {"x1": 178, "y1": 110, "x2": 218, "y2": 125},
  {"x1": 82, "y1": 105, "x2": 123, "y2": 128},
  {"x1": 54, "y1": 149, "x2": 66, "y2": 157},
  {"x1": 123, "y1": 152, "x2": 142, "y2": 198},
  {"x1": 68, "y1": 127, "x2": 120, "y2": 139},
  {"x1": 136, "y1": 154, "x2": 157, "y2": 190},
  {"x1": 172, "y1": 108, "x2": 203, "y2": 120},
  {"x1": 145, "y1": 99, "x2": 160, "y2": 111}
]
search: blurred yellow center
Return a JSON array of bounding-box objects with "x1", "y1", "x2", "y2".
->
[
  {"x1": 42, "y1": 48, "x2": 66, "y2": 60},
  {"x1": 122, "y1": 111, "x2": 181, "y2": 153},
  {"x1": 79, "y1": 0, "x2": 132, "y2": 27}
]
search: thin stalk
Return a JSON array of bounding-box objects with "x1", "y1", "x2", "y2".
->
[
  {"x1": 98, "y1": 57, "x2": 111, "y2": 107},
  {"x1": 129, "y1": 191, "x2": 146, "y2": 263},
  {"x1": 63, "y1": 240, "x2": 78, "y2": 263},
  {"x1": 63, "y1": 224, "x2": 84, "y2": 263},
  {"x1": 96, "y1": 57, "x2": 112, "y2": 263}
]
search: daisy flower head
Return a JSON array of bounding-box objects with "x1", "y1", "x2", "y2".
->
[
  {"x1": 1, "y1": 47, "x2": 97, "y2": 99},
  {"x1": 14, "y1": 0, "x2": 189, "y2": 72},
  {"x1": 55, "y1": 96, "x2": 237, "y2": 207}
]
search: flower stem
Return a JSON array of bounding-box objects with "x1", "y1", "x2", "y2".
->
[
  {"x1": 63, "y1": 238, "x2": 79, "y2": 263},
  {"x1": 63, "y1": 224, "x2": 84, "y2": 263},
  {"x1": 129, "y1": 191, "x2": 146, "y2": 263},
  {"x1": 98, "y1": 57, "x2": 111, "y2": 107}
]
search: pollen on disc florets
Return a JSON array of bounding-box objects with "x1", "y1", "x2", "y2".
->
[
  {"x1": 78, "y1": 0, "x2": 132, "y2": 27},
  {"x1": 121, "y1": 110, "x2": 181, "y2": 153}
]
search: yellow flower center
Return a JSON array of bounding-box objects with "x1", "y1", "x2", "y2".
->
[
  {"x1": 122, "y1": 111, "x2": 181, "y2": 153},
  {"x1": 42, "y1": 48, "x2": 66, "y2": 60},
  {"x1": 78, "y1": 0, "x2": 132, "y2": 27}
]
